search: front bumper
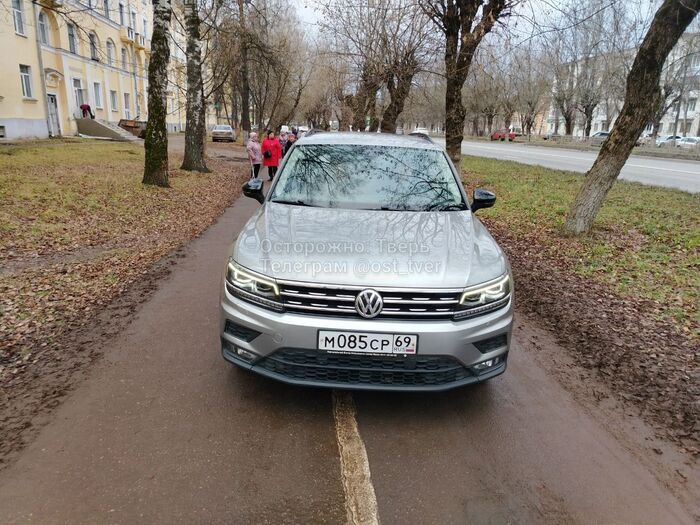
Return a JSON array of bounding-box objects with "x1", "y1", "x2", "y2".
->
[{"x1": 220, "y1": 286, "x2": 513, "y2": 391}]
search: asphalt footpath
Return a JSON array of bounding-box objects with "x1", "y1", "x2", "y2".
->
[{"x1": 0, "y1": 195, "x2": 695, "y2": 524}]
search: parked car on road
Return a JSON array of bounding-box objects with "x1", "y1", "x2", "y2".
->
[
  {"x1": 676, "y1": 137, "x2": 699, "y2": 150},
  {"x1": 212, "y1": 124, "x2": 236, "y2": 143},
  {"x1": 637, "y1": 132, "x2": 653, "y2": 146},
  {"x1": 222, "y1": 132, "x2": 513, "y2": 391},
  {"x1": 590, "y1": 131, "x2": 609, "y2": 146},
  {"x1": 655, "y1": 134, "x2": 681, "y2": 147},
  {"x1": 490, "y1": 129, "x2": 515, "y2": 141}
]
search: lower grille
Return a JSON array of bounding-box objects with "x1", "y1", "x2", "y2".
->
[{"x1": 256, "y1": 348, "x2": 473, "y2": 387}]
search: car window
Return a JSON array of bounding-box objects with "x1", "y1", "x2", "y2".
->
[{"x1": 269, "y1": 144, "x2": 466, "y2": 211}]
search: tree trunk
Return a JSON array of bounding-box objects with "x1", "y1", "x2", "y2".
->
[
  {"x1": 351, "y1": 73, "x2": 374, "y2": 131},
  {"x1": 504, "y1": 113, "x2": 513, "y2": 130},
  {"x1": 584, "y1": 109, "x2": 594, "y2": 137},
  {"x1": 181, "y1": 0, "x2": 209, "y2": 173},
  {"x1": 367, "y1": 92, "x2": 380, "y2": 132},
  {"x1": 486, "y1": 114, "x2": 494, "y2": 134},
  {"x1": 237, "y1": 0, "x2": 250, "y2": 135},
  {"x1": 564, "y1": 111, "x2": 574, "y2": 135},
  {"x1": 143, "y1": 0, "x2": 172, "y2": 187},
  {"x1": 380, "y1": 71, "x2": 413, "y2": 133},
  {"x1": 445, "y1": 75, "x2": 466, "y2": 162},
  {"x1": 565, "y1": 0, "x2": 699, "y2": 235},
  {"x1": 351, "y1": 88, "x2": 368, "y2": 131}
]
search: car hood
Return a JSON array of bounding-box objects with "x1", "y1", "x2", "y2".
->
[{"x1": 232, "y1": 203, "x2": 507, "y2": 288}]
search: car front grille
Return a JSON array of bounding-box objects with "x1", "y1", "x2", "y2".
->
[
  {"x1": 278, "y1": 281, "x2": 461, "y2": 320},
  {"x1": 256, "y1": 348, "x2": 473, "y2": 387}
]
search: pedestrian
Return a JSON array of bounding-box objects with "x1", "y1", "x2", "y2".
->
[
  {"x1": 261, "y1": 130, "x2": 282, "y2": 181},
  {"x1": 279, "y1": 131, "x2": 288, "y2": 152},
  {"x1": 80, "y1": 103, "x2": 94, "y2": 119},
  {"x1": 246, "y1": 131, "x2": 262, "y2": 179},
  {"x1": 284, "y1": 132, "x2": 296, "y2": 156}
]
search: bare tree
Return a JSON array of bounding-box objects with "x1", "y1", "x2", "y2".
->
[
  {"x1": 379, "y1": 2, "x2": 434, "y2": 133},
  {"x1": 143, "y1": 0, "x2": 173, "y2": 187},
  {"x1": 319, "y1": 0, "x2": 392, "y2": 130},
  {"x1": 420, "y1": 0, "x2": 517, "y2": 163},
  {"x1": 180, "y1": 0, "x2": 209, "y2": 172},
  {"x1": 512, "y1": 45, "x2": 550, "y2": 137},
  {"x1": 565, "y1": 0, "x2": 699, "y2": 235}
]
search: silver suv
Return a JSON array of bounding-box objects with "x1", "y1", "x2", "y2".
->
[{"x1": 220, "y1": 132, "x2": 512, "y2": 391}]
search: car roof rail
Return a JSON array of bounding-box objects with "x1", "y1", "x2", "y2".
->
[
  {"x1": 408, "y1": 131, "x2": 434, "y2": 143},
  {"x1": 304, "y1": 128, "x2": 325, "y2": 137}
]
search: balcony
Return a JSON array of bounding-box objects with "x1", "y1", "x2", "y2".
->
[
  {"x1": 120, "y1": 26, "x2": 135, "y2": 43},
  {"x1": 134, "y1": 33, "x2": 146, "y2": 50}
]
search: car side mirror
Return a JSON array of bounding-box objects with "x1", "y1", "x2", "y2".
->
[
  {"x1": 471, "y1": 188, "x2": 496, "y2": 213},
  {"x1": 242, "y1": 178, "x2": 264, "y2": 204}
]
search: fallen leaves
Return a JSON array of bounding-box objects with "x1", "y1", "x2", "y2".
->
[{"x1": 0, "y1": 140, "x2": 248, "y2": 465}]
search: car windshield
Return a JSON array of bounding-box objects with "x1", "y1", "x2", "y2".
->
[
  {"x1": 269, "y1": 144, "x2": 466, "y2": 211},
  {"x1": 214, "y1": 126, "x2": 230, "y2": 131}
]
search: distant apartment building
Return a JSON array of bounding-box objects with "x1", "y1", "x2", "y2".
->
[
  {"x1": 0, "y1": 0, "x2": 155, "y2": 139},
  {"x1": 545, "y1": 34, "x2": 700, "y2": 138}
]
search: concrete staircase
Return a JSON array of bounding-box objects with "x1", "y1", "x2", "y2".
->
[{"x1": 75, "y1": 118, "x2": 142, "y2": 142}]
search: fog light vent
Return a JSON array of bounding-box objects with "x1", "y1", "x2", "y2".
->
[
  {"x1": 234, "y1": 347, "x2": 258, "y2": 362},
  {"x1": 471, "y1": 355, "x2": 504, "y2": 373},
  {"x1": 473, "y1": 334, "x2": 507, "y2": 354},
  {"x1": 225, "y1": 321, "x2": 261, "y2": 342}
]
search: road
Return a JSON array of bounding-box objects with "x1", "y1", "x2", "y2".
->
[
  {"x1": 438, "y1": 139, "x2": 699, "y2": 193},
  {"x1": 0, "y1": 187, "x2": 697, "y2": 523}
]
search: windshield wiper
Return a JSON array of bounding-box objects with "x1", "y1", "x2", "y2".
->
[
  {"x1": 424, "y1": 202, "x2": 468, "y2": 211},
  {"x1": 270, "y1": 199, "x2": 316, "y2": 207}
]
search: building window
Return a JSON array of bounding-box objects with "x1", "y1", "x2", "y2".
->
[
  {"x1": 110, "y1": 90, "x2": 118, "y2": 111},
  {"x1": 106, "y1": 40, "x2": 114, "y2": 65},
  {"x1": 68, "y1": 23, "x2": 77, "y2": 54},
  {"x1": 73, "y1": 78, "x2": 85, "y2": 107},
  {"x1": 119, "y1": 2, "x2": 125, "y2": 25},
  {"x1": 124, "y1": 92, "x2": 131, "y2": 118},
  {"x1": 688, "y1": 98, "x2": 697, "y2": 112},
  {"x1": 89, "y1": 33, "x2": 99, "y2": 60},
  {"x1": 144, "y1": 58, "x2": 149, "y2": 75},
  {"x1": 12, "y1": 0, "x2": 25, "y2": 35},
  {"x1": 130, "y1": 10, "x2": 137, "y2": 31},
  {"x1": 121, "y1": 47, "x2": 128, "y2": 70},
  {"x1": 38, "y1": 12, "x2": 49, "y2": 45},
  {"x1": 104, "y1": 0, "x2": 110, "y2": 19},
  {"x1": 93, "y1": 82, "x2": 102, "y2": 108},
  {"x1": 19, "y1": 65, "x2": 32, "y2": 98},
  {"x1": 142, "y1": 17, "x2": 148, "y2": 38}
]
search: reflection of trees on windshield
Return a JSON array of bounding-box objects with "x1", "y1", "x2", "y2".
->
[{"x1": 270, "y1": 145, "x2": 465, "y2": 211}]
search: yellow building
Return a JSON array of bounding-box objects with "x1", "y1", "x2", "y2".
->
[{"x1": 0, "y1": 0, "x2": 152, "y2": 139}]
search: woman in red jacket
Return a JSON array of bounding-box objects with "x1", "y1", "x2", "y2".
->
[{"x1": 261, "y1": 130, "x2": 283, "y2": 181}]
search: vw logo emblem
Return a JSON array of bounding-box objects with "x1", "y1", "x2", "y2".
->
[{"x1": 355, "y1": 289, "x2": 383, "y2": 319}]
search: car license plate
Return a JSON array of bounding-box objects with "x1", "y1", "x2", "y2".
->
[{"x1": 318, "y1": 330, "x2": 417, "y2": 355}]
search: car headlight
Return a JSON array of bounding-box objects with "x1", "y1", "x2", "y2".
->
[
  {"x1": 454, "y1": 274, "x2": 511, "y2": 320},
  {"x1": 225, "y1": 260, "x2": 283, "y2": 312}
]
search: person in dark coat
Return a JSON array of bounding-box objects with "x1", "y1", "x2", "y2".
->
[{"x1": 284, "y1": 133, "x2": 297, "y2": 156}]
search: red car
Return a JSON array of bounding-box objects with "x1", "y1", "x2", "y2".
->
[{"x1": 490, "y1": 129, "x2": 516, "y2": 141}]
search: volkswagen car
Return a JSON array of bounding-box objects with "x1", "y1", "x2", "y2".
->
[{"x1": 220, "y1": 132, "x2": 513, "y2": 391}]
